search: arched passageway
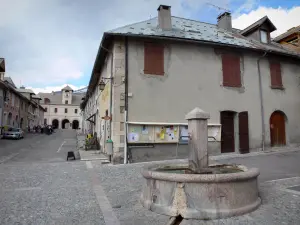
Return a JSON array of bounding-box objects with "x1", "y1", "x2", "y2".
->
[
  {"x1": 62, "y1": 119, "x2": 70, "y2": 129},
  {"x1": 72, "y1": 120, "x2": 79, "y2": 129},
  {"x1": 52, "y1": 119, "x2": 59, "y2": 129}
]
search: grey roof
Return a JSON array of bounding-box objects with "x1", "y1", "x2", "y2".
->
[
  {"x1": 4, "y1": 77, "x2": 16, "y2": 88},
  {"x1": 240, "y1": 16, "x2": 276, "y2": 35},
  {"x1": 62, "y1": 85, "x2": 73, "y2": 91},
  {"x1": 17, "y1": 88, "x2": 35, "y2": 94},
  {"x1": 32, "y1": 94, "x2": 42, "y2": 100},
  {"x1": 38, "y1": 92, "x2": 84, "y2": 105},
  {"x1": 107, "y1": 16, "x2": 299, "y2": 58},
  {"x1": 273, "y1": 25, "x2": 300, "y2": 42}
]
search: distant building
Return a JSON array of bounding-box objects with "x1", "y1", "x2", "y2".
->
[
  {"x1": 17, "y1": 87, "x2": 45, "y2": 128},
  {"x1": 39, "y1": 85, "x2": 83, "y2": 129},
  {"x1": 274, "y1": 26, "x2": 300, "y2": 53},
  {"x1": 0, "y1": 58, "x2": 7, "y2": 131}
]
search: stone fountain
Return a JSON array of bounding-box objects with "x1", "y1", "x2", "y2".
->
[{"x1": 140, "y1": 108, "x2": 261, "y2": 221}]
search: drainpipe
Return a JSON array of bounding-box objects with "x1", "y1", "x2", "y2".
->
[
  {"x1": 124, "y1": 37, "x2": 129, "y2": 164},
  {"x1": 109, "y1": 51, "x2": 113, "y2": 140},
  {"x1": 257, "y1": 51, "x2": 268, "y2": 151}
]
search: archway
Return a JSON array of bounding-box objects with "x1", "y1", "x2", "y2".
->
[
  {"x1": 270, "y1": 111, "x2": 286, "y2": 146},
  {"x1": 7, "y1": 112, "x2": 12, "y2": 126},
  {"x1": 62, "y1": 119, "x2": 70, "y2": 129},
  {"x1": 52, "y1": 119, "x2": 59, "y2": 129},
  {"x1": 72, "y1": 120, "x2": 79, "y2": 129}
]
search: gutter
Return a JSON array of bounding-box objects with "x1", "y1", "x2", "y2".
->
[
  {"x1": 124, "y1": 36, "x2": 129, "y2": 164},
  {"x1": 257, "y1": 51, "x2": 268, "y2": 151}
]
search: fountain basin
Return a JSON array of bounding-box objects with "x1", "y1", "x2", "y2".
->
[{"x1": 140, "y1": 163, "x2": 261, "y2": 220}]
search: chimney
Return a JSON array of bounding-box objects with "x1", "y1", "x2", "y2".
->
[
  {"x1": 217, "y1": 12, "x2": 232, "y2": 32},
  {"x1": 0, "y1": 72, "x2": 4, "y2": 81},
  {"x1": 157, "y1": 5, "x2": 172, "y2": 30}
]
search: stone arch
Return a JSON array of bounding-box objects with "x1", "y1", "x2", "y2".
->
[
  {"x1": 270, "y1": 110, "x2": 287, "y2": 146},
  {"x1": 72, "y1": 120, "x2": 79, "y2": 129},
  {"x1": 52, "y1": 119, "x2": 59, "y2": 129},
  {"x1": 62, "y1": 119, "x2": 70, "y2": 129}
]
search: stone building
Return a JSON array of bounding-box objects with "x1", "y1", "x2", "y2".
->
[
  {"x1": 0, "y1": 58, "x2": 8, "y2": 132},
  {"x1": 39, "y1": 86, "x2": 83, "y2": 129},
  {"x1": 82, "y1": 5, "x2": 300, "y2": 163}
]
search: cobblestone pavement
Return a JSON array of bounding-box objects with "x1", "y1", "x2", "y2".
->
[
  {"x1": 0, "y1": 130, "x2": 105, "y2": 225},
  {"x1": 1, "y1": 131, "x2": 300, "y2": 225}
]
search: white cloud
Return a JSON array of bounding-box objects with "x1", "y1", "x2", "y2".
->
[
  {"x1": 27, "y1": 84, "x2": 85, "y2": 95},
  {"x1": 233, "y1": 6, "x2": 300, "y2": 37},
  {"x1": 0, "y1": 0, "x2": 234, "y2": 89}
]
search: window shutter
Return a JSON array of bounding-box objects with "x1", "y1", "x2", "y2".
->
[
  {"x1": 144, "y1": 43, "x2": 164, "y2": 75},
  {"x1": 270, "y1": 62, "x2": 282, "y2": 88},
  {"x1": 222, "y1": 54, "x2": 241, "y2": 87}
]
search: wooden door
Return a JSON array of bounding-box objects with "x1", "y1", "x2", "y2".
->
[
  {"x1": 239, "y1": 112, "x2": 250, "y2": 154},
  {"x1": 221, "y1": 111, "x2": 235, "y2": 153},
  {"x1": 270, "y1": 111, "x2": 286, "y2": 146}
]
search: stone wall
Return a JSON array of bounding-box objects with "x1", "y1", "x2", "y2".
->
[{"x1": 111, "y1": 39, "x2": 126, "y2": 163}]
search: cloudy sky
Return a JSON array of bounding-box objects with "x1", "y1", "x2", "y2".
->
[{"x1": 1, "y1": 0, "x2": 299, "y2": 93}]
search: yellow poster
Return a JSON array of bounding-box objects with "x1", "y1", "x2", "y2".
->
[{"x1": 160, "y1": 128, "x2": 165, "y2": 140}]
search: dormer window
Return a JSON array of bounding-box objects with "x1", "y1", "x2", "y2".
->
[
  {"x1": 240, "y1": 16, "x2": 276, "y2": 44},
  {"x1": 260, "y1": 30, "x2": 268, "y2": 43}
]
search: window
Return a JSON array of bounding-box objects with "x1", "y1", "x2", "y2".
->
[
  {"x1": 221, "y1": 53, "x2": 241, "y2": 87},
  {"x1": 65, "y1": 108, "x2": 68, "y2": 113},
  {"x1": 65, "y1": 100, "x2": 68, "y2": 104},
  {"x1": 105, "y1": 110, "x2": 108, "y2": 117},
  {"x1": 269, "y1": 61, "x2": 283, "y2": 88},
  {"x1": 44, "y1": 118, "x2": 47, "y2": 125},
  {"x1": 44, "y1": 98, "x2": 50, "y2": 104},
  {"x1": 45, "y1": 107, "x2": 48, "y2": 112},
  {"x1": 260, "y1": 30, "x2": 268, "y2": 43},
  {"x1": 54, "y1": 108, "x2": 57, "y2": 113},
  {"x1": 75, "y1": 109, "x2": 78, "y2": 114},
  {"x1": 144, "y1": 42, "x2": 164, "y2": 75}
]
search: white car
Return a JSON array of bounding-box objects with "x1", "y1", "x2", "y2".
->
[{"x1": 3, "y1": 128, "x2": 24, "y2": 140}]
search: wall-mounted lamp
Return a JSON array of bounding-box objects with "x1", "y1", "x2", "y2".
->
[{"x1": 99, "y1": 77, "x2": 113, "y2": 91}]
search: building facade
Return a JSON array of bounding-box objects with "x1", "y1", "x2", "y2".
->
[
  {"x1": 82, "y1": 5, "x2": 300, "y2": 163},
  {"x1": 0, "y1": 58, "x2": 7, "y2": 132},
  {"x1": 39, "y1": 86, "x2": 83, "y2": 129}
]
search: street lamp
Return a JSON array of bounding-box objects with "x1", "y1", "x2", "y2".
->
[
  {"x1": 99, "y1": 77, "x2": 113, "y2": 91},
  {"x1": 99, "y1": 80, "x2": 106, "y2": 91}
]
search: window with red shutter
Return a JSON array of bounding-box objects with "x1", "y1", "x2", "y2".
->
[
  {"x1": 144, "y1": 43, "x2": 164, "y2": 75},
  {"x1": 222, "y1": 53, "x2": 241, "y2": 87},
  {"x1": 269, "y1": 61, "x2": 283, "y2": 88}
]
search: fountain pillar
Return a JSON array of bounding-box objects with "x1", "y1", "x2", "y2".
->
[{"x1": 185, "y1": 108, "x2": 210, "y2": 173}]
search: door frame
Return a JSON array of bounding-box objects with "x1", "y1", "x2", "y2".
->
[
  {"x1": 220, "y1": 111, "x2": 237, "y2": 153},
  {"x1": 270, "y1": 110, "x2": 287, "y2": 147}
]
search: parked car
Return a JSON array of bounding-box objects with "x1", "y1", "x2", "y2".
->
[{"x1": 2, "y1": 128, "x2": 24, "y2": 140}]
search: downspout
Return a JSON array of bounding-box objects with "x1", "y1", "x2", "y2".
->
[
  {"x1": 257, "y1": 51, "x2": 268, "y2": 151},
  {"x1": 124, "y1": 37, "x2": 129, "y2": 164},
  {"x1": 109, "y1": 50, "x2": 113, "y2": 139}
]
